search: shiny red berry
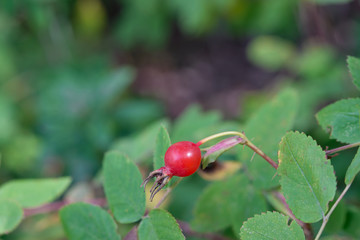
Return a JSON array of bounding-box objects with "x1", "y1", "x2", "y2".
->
[
  {"x1": 141, "y1": 141, "x2": 202, "y2": 201},
  {"x1": 164, "y1": 141, "x2": 202, "y2": 177}
]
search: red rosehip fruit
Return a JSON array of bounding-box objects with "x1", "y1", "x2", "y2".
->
[
  {"x1": 141, "y1": 141, "x2": 202, "y2": 201},
  {"x1": 164, "y1": 141, "x2": 202, "y2": 177}
]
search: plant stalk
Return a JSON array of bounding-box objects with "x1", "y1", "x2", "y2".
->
[
  {"x1": 197, "y1": 131, "x2": 246, "y2": 146},
  {"x1": 197, "y1": 131, "x2": 278, "y2": 169},
  {"x1": 314, "y1": 182, "x2": 352, "y2": 240},
  {"x1": 23, "y1": 198, "x2": 107, "y2": 217},
  {"x1": 274, "y1": 192, "x2": 313, "y2": 239},
  {"x1": 326, "y1": 142, "x2": 360, "y2": 155},
  {"x1": 246, "y1": 141, "x2": 278, "y2": 169}
]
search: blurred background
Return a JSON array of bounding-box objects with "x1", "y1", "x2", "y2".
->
[{"x1": 0, "y1": 0, "x2": 360, "y2": 239}]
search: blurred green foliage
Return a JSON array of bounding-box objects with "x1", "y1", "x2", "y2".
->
[
  {"x1": 117, "y1": 0, "x2": 300, "y2": 48},
  {"x1": 0, "y1": 0, "x2": 360, "y2": 239}
]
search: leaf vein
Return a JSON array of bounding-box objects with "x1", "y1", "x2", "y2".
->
[{"x1": 284, "y1": 137, "x2": 325, "y2": 218}]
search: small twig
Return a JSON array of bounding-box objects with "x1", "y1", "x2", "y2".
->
[
  {"x1": 177, "y1": 220, "x2": 233, "y2": 240},
  {"x1": 197, "y1": 131, "x2": 278, "y2": 169},
  {"x1": 23, "y1": 198, "x2": 107, "y2": 217},
  {"x1": 325, "y1": 142, "x2": 360, "y2": 156},
  {"x1": 246, "y1": 141, "x2": 278, "y2": 169},
  {"x1": 197, "y1": 131, "x2": 245, "y2": 146},
  {"x1": 314, "y1": 182, "x2": 353, "y2": 240},
  {"x1": 274, "y1": 192, "x2": 313, "y2": 240}
]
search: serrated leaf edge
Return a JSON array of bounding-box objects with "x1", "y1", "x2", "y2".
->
[
  {"x1": 240, "y1": 211, "x2": 297, "y2": 236},
  {"x1": 141, "y1": 209, "x2": 185, "y2": 240},
  {"x1": 103, "y1": 151, "x2": 145, "y2": 223},
  {"x1": 278, "y1": 131, "x2": 336, "y2": 220},
  {"x1": 347, "y1": 55, "x2": 360, "y2": 90},
  {"x1": 315, "y1": 98, "x2": 360, "y2": 144}
]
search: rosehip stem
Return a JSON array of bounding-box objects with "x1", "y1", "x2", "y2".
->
[
  {"x1": 197, "y1": 131, "x2": 278, "y2": 169},
  {"x1": 196, "y1": 131, "x2": 246, "y2": 146},
  {"x1": 246, "y1": 141, "x2": 278, "y2": 169}
]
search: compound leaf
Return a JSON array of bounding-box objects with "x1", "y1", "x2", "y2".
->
[
  {"x1": 240, "y1": 211, "x2": 305, "y2": 240},
  {"x1": 103, "y1": 151, "x2": 145, "y2": 223},
  {"x1": 278, "y1": 132, "x2": 336, "y2": 223},
  {"x1": 316, "y1": 98, "x2": 360, "y2": 144},
  {"x1": 138, "y1": 209, "x2": 184, "y2": 240},
  {"x1": 60, "y1": 202, "x2": 120, "y2": 240},
  {"x1": 0, "y1": 177, "x2": 71, "y2": 208}
]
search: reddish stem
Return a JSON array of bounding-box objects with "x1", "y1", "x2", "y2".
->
[
  {"x1": 274, "y1": 192, "x2": 313, "y2": 240},
  {"x1": 246, "y1": 141, "x2": 278, "y2": 169},
  {"x1": 325, "y1": 142, "x2": 360, "y2": 155},
  {"x1": 23, "y1": 198, "x2": 107, "y2": 217}
]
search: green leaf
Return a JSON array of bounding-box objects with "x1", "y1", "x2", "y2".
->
[
  {"x1": 115, "y1": 99, "x2": 164, "y2": 131},
  {"x1": 240, "y1": 211, "x2": 305, "y2": 240},
  {"x1": 192, "y1": 174, "x2": 267, "y2": 233},
  {"x1": 278, "y1": 132, "x2": 336, "y2": 223},
  {"x1": 347, "y1": 56, "x2": 360, "y2": 90},
  {"x1": 138, "y1": 209, "x2": 185, "y2": 240},
  {"x1": 316, "y1": 98, "x2": 360, "y2": 144},
  {"x1": 111, "y1": 119, "x2": 169, "y2": 163},
  {"x1": 94, "y1": 66, "x2": 135, "y2": 107},
  {"x1": 153, "y1": 125, "x2": 179, "y2": 188},
  {"x1": 344, "y1": 206, "x2": 360, "y2": 237},
  {"x1": 103, "y1": 151, "x2": 145, "y2": 223},
  {"x1": 115, "y1": 0, "x2": 169, "y2": 49},
  {"x1": 250, "y1": 0, "x2": 297, "y2": 36},
  {"x1": 60, "y1": 203, "x2": 120, "y2": 240},
  {"x1": 345, "y1": 148, "x2": 360, "y2": 185},
  {"x1": 0, "y1": 177, "x2": 71, "y2": 208},
  {"x1": 239, "y1": 88, "x2": 298, "y2": 189},
  {"x1": 0, "y1": 200, "x2": 23, "y2": 235},
  {"x1": 0, "y1": 95, "x2": 17, "y2": 144},
  {"x1": 247, "y1": 36, "x2": 295, "y2": 71},
  {"x1": 153, "y1": 125, "x2": 171, "y2": 170},
  {"x1": 320, "y1": 236, "x2": 355, "y2": 240},
  {"x1": 3, "y1": 133, "x2": 42, "y2": 174},
  {"x1": 290, "y1": 44, "x2": 336, "y2": 78},
  {"x1": 169, "y1": 0, "x2": 215, "y2": 35},
  {"x1": 167, "y1": 175, "x2": 207, "y2": 222},
  {"x1": 265, "y1": 192, "x2": 290, "y2": 217},
  {"x1": 171, "y1": 105, "x2": 221, "y2": 143}
]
